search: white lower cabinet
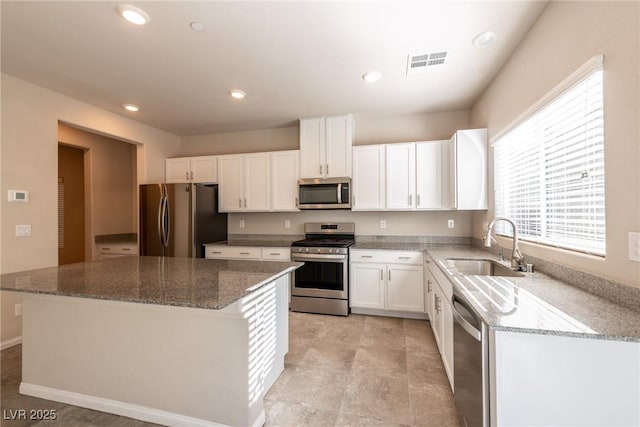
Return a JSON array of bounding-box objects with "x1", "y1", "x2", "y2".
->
[
  {"x1": 204, "y1": 244, "x2": 290, "y2": 261},
  {"x1": 350, "y1": 250, "x2": 425, "y2": 317},
  {"x1": 426, "y1": 260, "x2": 454, "y2": 389}
]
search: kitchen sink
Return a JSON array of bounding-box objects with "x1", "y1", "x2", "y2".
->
[{"x1": 445, "y1": 258, "x2": 524, "y2": 277}]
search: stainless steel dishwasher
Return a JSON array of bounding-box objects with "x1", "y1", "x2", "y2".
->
[{"x1": 452, "y1": 289, "x2": 489, "y2": 427}]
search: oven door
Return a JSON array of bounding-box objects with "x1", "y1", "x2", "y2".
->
[{"x1": 291, "y1": 253, "x2": 348, "y2": 299}]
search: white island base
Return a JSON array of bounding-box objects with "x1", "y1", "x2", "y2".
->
[{"x1": 19, "y1": 275, "x2": 290, "y2": 427}]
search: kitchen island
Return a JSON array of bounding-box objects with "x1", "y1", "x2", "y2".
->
[{"x1": 0, "y1": 256, "x2": 302, "y2": 427}]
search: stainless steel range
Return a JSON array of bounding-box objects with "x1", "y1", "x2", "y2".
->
[{"x1": 290, "y1": 223, "x2": 355, "y2": 316}]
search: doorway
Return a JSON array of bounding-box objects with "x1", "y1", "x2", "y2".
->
[{"x1": 58, "y1": 145, "x2": 86, "y2": 265}]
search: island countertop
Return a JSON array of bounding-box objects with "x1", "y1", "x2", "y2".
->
[{"x1": 0, "y1": 256, "x2": 302, "y2": 310}]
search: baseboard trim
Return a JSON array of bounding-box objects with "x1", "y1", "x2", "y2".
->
[
  {"x1": 19, "y1": 382, "x2": 263, "y2": 427},
  {"x1": 1, "y1": 336, "x2": 22, "y2": 350},
  {"x1": 350, "y1": 308, "x2": 428, "y2": 320}
]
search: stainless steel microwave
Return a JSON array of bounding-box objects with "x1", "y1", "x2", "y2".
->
[{"x1": 297, "y1": 178, "x2": 351, "y2": 210}]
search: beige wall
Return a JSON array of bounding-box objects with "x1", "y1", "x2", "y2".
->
[
  {"x1": 1, "y1": 74, "x2": 181, "y2": 345},
  {"x1": 58, "y1": 124, "x2": 138, "y2": 260},
  {"x1": 228, "y1": 210, "x2": 472, "y2": 237},
  {"x1": 469, "y1": 1, "x2": 640, "y2": 287}
]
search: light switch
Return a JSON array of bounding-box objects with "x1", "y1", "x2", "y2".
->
[
  {"x1": 15, "y1": 225, "x2": 31, "y2": 236},
  {"x1": 629, "y1": 232, "x2": 640, "y2": 262}
]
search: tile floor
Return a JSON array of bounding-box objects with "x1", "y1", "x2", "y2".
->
[{"x1": 0, "y1": 312, "x2": 459, "y2": 426}]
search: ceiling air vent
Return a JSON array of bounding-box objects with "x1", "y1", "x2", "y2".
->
[{"x1": 407, "y1": 51, "x2": 448, "y2": 75}]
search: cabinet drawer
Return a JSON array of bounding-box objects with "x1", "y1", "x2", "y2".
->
[
  {"x1": 205, "y1": 246, "x2": 261, "y2": 260},
  {"x1": 97, "y1": 243, "x2": 137, "y2": 255},
  {"x1": 350, "y1": 249, "x2": 423, "y2": 265},
  {"x1": 261, "y1": 248, "x2": 291, "y2": 261}
]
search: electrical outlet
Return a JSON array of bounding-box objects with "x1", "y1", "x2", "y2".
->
[
  {"x1": 629, "y1": 232, "x2": 640, "y2": 262},
  {"x1": 448, "y1": 219, "x2": 455, "y2": 228},
  {"x1": 284, "y1": 220, "x2": 291, "y2": 229},
  {"x1": 239, "y1": 220, "x2": 245, "y2": 229},
  {"x1": 380, "y1": 220, "x2": 387, "y2": 229},
  {"x1": 15, "y1": 303, "x2": 22, "y2": 317}
]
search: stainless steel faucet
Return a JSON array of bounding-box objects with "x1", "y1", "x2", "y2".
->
[{"x1": 484, "y1": 217, "x2": 525, "y2": 270}]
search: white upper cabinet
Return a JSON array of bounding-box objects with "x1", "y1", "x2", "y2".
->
[
  {"x1": 386, "y1": 143, "x2": 416, "y2": 209},
  {"x1": 300, "y1": 114, "x2": 353, "y2": 178},
  {"x1": 244, "y1": 153, "x2": 271, "y2": 211},
  {"x1": 271, "y1": 150, "x2": 300, "y2": 211},
  {"x1": 446, "y1": 129, "x2": 488, "y2": 210},
  {"x1": 218, "y1": 155, "x2": 245, "y2": 212},
  {"x1": 352, "y1": 145, "x2": 385, "y2": 210},
  {"x1": 218, "y1": 151, "x2": 299, "y2": 213},
  {"x1": 416, "y1": 141, "x2": 446, "y2": 209},
  {"x1": 166, "y1": 155, "x2": 218, "y2": 183}
]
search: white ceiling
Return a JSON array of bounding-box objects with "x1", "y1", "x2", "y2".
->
[{"x1": 1, "y1": 1, "x2": 548, "y2": 136}]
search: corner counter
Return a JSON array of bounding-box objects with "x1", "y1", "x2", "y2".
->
[{"x1": 1, "y1": 257, "x2": 302, "y2": 427}]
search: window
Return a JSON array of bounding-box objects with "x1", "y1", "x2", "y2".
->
[{"x1": 493, "y1": 56, "x2": 605, "y2": 255}]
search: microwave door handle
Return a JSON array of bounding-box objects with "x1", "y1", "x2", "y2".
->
[{"x1": 337, "y1": 183, "x2": 342, "y2": 204}]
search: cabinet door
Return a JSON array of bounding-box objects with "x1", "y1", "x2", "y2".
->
[
  {"x1": 440, "y1": 294, "x2": 454, "y2": 387},
  {"x1": 455, "y1": 129, "x2": 488, "y2": 210},
  {"x1": 244, "y1": 153, "x2": 270, "y2": 211},
  {"x1": 386, "y1": 143, "x2": 416, "y2": 210},
  {"x1": 386, "y1": 264, "x2": 425, "y2": 312},
  {"x1": 350, "y1": 263, "x2": 385, "y2": 309},
  {"x1": 190, "y1": 156, "x2": 218, "y2": 183},
  {"x1": 165, "y1": 158, "x2": 191, "y2": 183},
  {"x1": 416, "y1": 141, "x2": 445, "y2": 209},
  {"x1": 432, "y1": 285, "x2": 444, "y2": 350},
  {"x1": 325, "y1": 115, "x2": 353, "y2": 178},
  {"x1": 271, "y1": 150, "x2": 300, "y2": 211},
  {"x1": 425, "y1": 269, "x2": 435, "y2": 320},
  {"x1": 299, "y1": 118, "x2": 325, "y2": 178},
  {"x1": 352, "y1": 145, "x2": 385, "y2": 210},
  {"x1": 218, "y1": 156, "x2": 244, "y2": 212}
]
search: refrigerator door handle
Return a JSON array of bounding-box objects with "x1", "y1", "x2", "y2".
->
[
  {"x1": 157, "y1": 185, "x2": 165, "y2": 247},
  {"x1": 163, "y1": 196, "x2": 170, "y2": 247}
]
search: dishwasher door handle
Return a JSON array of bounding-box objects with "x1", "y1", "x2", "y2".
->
[{"x1": 452, "y1": 296, "x2": 482, "y2": 341}]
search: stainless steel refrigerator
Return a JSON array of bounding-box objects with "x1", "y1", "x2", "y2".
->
[{"x1": 139, "y1": 183, "x2": 227, "y2": 258}]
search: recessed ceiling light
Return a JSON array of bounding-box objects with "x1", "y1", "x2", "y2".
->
[
  {"x1": 362, "y1": 71, "x2": 382, "y2": 83},
  {"x1": 123, "y1": 104, "x2": 140, "y2": 112},
  {"x1": 116, "y1": 4, "x2": 150, "y2": 25},
  {"x1": 473, "y1": 31, "x2": 496, "y2": 47},
  {"x1": 229, "y1": 89, "x2": 246, "y2": 100},
  {"x1": 190, "y1": 22, "x2": 205, "y2": 32}
]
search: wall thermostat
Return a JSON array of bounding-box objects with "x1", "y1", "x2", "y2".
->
[{"x1": 8, "y1": 190, "x2": 29, "y2": 202}]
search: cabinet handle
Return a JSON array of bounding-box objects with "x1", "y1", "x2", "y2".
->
[
  {"x1": 269, "y1": 253, "x2": 281, "y2": 256},
  {"x1": 398, "y1": 256, "x2": 411, "y2": 260},
  {"x1": 361, "y1": 255, "x2": 373, "y2": 258},
  {"x1": 326, "y1": 164, "x2": 329, "y2": 175},
  {"x1": 409, "y1": 194, "x2": 413, "y2": 205},
  {"x1": 122, "y1": 248, "x2": 131, "y2": 251},
  {"x1": 436, "y1": 296, "x2": 442, "y2": 313},
  {"x1": 427, "y1": 279, "x2": 432, "y2": 293},
  {"x1": 211, "y1": 251, "x2": 222, "y2": 254},
  {"x1": 239, "y1": 198, "x2": 242, "y2": 208},
  {"x1": 417, "y1": 194, "x2": 421, "y2": 205},
  {"x1": 244, "y1": 199, "x2": 247, "y2": 208},
  {"x1": 380, "y1": 269, "x2": 383, "y2": 281},
  {"x1": 388, "y1": 270, "x2": 391, "y2": 281},
  {"x1": 353, "y1": 195, "x2": 356, "y2": 205},
  {"x1": 102, "y1": 247, "x2": 111, "y2": 251},
  {"x1": 320, "y1": 164, "x2": 323, "y2": 174},
  {"x1": 190, "y1": 171, "x2": 194, "y2": 180},
  {"x1": 240, "y1": 252, "x2": 251, "y2": 255},
  {"x1": 186, "y1": 171, "x2": 189, "y2": 181}
]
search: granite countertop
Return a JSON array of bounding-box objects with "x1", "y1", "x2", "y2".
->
[
  {"x1": 204, "y1": 240, "x2": 296, "y2": 248},
  {"x1": 0, "y1": 257, "x2": 302, "y2": 310},
  {"x1": 351, "y1": 242, "x2": 434, "y2": 251},
  {"x1": 424, "y1": 246, "x2": 640, "y2": 342}
]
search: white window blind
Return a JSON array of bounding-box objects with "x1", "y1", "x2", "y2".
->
[{"x1": 494, "y1": 60, "x2": 605, "y2": 255}]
